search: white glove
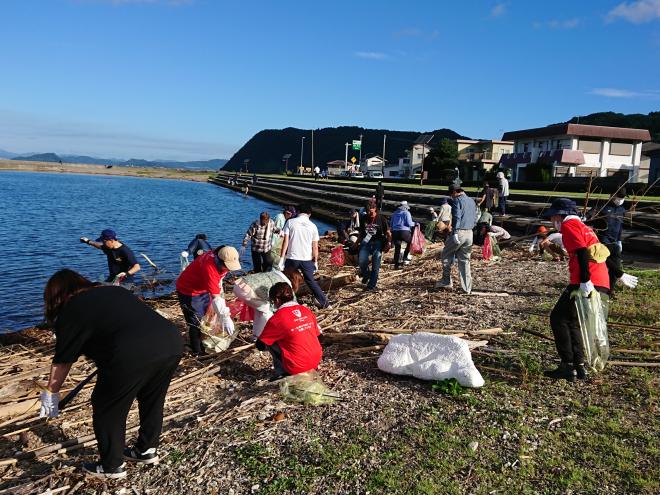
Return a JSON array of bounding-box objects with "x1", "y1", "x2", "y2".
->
[
  {"x1": 451, "y1": 234, "x2": 460, "y2": 245},
  {"x1": 222, "y1": 317, "x2": 235, "y2": 336},
  {"x1": 39, "y1": 390, "x2": 60, "y2": 418},
  {"x1": 212, "y1": 296, "x2": 229, "y2": 318},
  {"x1": 579, "y1": 281, "x2": 595, "y2": 297},
  {"x1": 80, "y1": 237, "x2": 90, "y2": 244},
  {"x1": 314, "y1": 261, "x2": 319, "y2": 272},
  {"x1": 180, "y1": 251, "x2": 189, "y2": 258},
  {"x1": 277, "y1": 257, "x2": 286, "y2": 271},
  {"x1": 618, "y1": 273, "x2": 638, "y2": 289}
]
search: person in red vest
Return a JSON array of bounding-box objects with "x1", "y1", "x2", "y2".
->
[
  {"x1": 256, "y1": 282, "x2": 322, "y2": 381},
  {"x1": 543, "y1": 198, "x2": 610, "y2": 382}
]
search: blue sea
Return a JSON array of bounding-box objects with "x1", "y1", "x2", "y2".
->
[{"x1": 0, "y1": 171, "x2": 332, "y2": 332}]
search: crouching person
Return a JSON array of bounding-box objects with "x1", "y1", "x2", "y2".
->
[
  {"x1": 41, "y1": 269, "x2": 183, "y2": 479},
  {"x1": 255, "y1": 282, "x2": 322, "y2": 381}
]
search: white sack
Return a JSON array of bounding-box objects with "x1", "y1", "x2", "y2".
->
[{"x1": 377, "y1": 332, "x2": 484, "y2": 388}]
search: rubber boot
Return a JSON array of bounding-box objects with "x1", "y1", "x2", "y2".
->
[
  {"x1": 544, "y1": 362, "x2": 576, "y2": 382},
  {"x1": 574, "y1": 363, "x2": 588, "y2": 380}
]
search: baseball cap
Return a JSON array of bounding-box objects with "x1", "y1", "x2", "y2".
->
[
  {"x1": 216, "y1": 246, "x2": 241, "y2": 271},
  {"x1": 96, "y1": 229, "x2": 117, "y2": 242}
]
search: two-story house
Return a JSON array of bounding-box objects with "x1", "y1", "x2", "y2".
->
[
  {"x1": 500, "y1": 124, "x2": 651, "y2": 182},
  {"x1": 456, "y1": 139, "x2": 514, "y2": 177}
]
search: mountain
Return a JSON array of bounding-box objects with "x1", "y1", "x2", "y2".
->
[
  {"x1": 564, "y1": 111, "x2": 660, "y2": 141},
  {"x1": 13, "y1": 152, "x2": 62, "y2": 162},
  {"x1": 0, "y1": 149, "x2": 17, "y2": 159},
  {"x1": 222, "y1": 126, "x2": 466, "y2": 173},
  {"x1": 9, "y1": 152, "x2": 228, "y2": 171}
]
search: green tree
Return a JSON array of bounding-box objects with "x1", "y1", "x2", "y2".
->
[{"x1": 424, "y1": 138, "x2": 459, "y2": 171}]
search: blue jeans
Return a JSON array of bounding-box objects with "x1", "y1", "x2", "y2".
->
[
  {"x1": 284, "y1": 259, "x2": 328, "y2": 308},
  {"x1": 359, "y1": 239, "x2": 383, "y2": 289},
  {"x1": 499, "y1": 195, "x2": 507, "y2": 215}
]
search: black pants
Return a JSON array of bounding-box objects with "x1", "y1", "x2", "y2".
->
[
  {"x1": 267, "y1": 342, "x2": 288, "y2": 376},
  {"x1": 251, "y1": 250, "x2": 273, "y2": 272},
  {"x1": 92, "y1": 355, "x2": 181, "y2": 470},
  {"x1": 604, "y1": 243, "x2": 623, "y2": 294},
  {"x1": 177, "y1": 292, "x2": 210, "y2": 354},
  {"x1": 550, "y1": 286, "x2": 609, "y2": 364},
  {"x1": 392, "y1": 230, "x2": 412, "y2": 267}
]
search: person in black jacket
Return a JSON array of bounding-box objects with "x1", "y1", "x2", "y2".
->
[
  {"x1": 375, "y1": 181, "x2": 385, "y2": 210},
  {"x1": 79, "y1": 229, "x2": 140, "y2": 283},
  {"x1": 40, "y1": 269, "x2": 183, "y2": 479},
  {"x1": 358, "y1": 198, "x2": 391, "y2": 290}
]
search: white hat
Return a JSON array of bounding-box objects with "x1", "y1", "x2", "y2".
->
[
  {"x1": 496, "y1": 171, "x2": 504, "y2": 178},
  {"x1": 399, "y1": 200, "x2": 409, "y2": 208},
  {"x1": 428, "y1": 206, "x2": 435, "y2": 211}
]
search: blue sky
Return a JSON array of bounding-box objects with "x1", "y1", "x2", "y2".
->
[{"x1": 0, "y1": 0, "x2": 658, "y2": 160}]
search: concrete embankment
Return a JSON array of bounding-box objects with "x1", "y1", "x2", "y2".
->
[{"x1": 210, "y1": 173, "x2": 660, "y2": 256}]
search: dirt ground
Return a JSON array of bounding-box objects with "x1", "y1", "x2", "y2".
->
[{"x1": 0, "y1": 240, "x2": 658, "y2": 495}]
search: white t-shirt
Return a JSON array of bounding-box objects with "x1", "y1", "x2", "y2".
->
[{"x1": 282, "y1": 214, "x2": 319, "y2": 261}]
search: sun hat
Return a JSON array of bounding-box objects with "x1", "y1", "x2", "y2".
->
[
  {"x1": 216, "y1": 246, "x2": 241, "y2": 271},
  {"x1": 543, "y1": 198, "x2": 578, "y2": 218}
]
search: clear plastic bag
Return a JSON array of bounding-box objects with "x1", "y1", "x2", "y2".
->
[
  {"x1": 279, "y1": 370, "x2": 339, "y2": 405},
  {"x1": 199, "y1": 304, "x2": 237, "y2": 353},
  {"x1": 180, "y1": 253, "x2": 190, "y2": 273},
  {"x1": 573, "y1": 290, "x2": 610, "y2": 371}
]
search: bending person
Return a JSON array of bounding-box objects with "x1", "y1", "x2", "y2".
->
[
  {"x1": 40, "y1": 269, "x2": 183, "y2": 479},
  {"x1": 256, "y1": 282, "x2": 323, "y2": 381},
  {"x1": 80, "y1": 228, "x2": 140, "y2": 283},
  {"x1": 176, "y1": 246, "x2": 241, "y2": 355}
]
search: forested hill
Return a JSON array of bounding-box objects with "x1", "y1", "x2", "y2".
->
[
  {"x1": 222, "y1": 126, "x2": 466, "y2": 173},
  {"x1": 565, "y1": 111, "x2": 659, "y2": 141}
]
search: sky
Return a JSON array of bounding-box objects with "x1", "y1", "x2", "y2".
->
[{"x1": 0, "y1": 0, "x2": 659, "y2": 161}]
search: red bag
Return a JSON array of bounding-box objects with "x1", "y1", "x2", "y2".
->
[
  {"x1": 330, "y1": 245, "x2": 345, "y2": 266},
  {"x1": 482, "y1": 234, "x2": 493, "y2": 261},
  {"x1": 410, "y1": 225, "x2": 425, "y2": 255},
  {"x1": 226, "y1": 299, "x2": 255, "y2": 322}
]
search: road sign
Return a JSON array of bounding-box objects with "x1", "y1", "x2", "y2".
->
[
  {"x1": 352, "y1": 140, "x2": 361, "y2": 151},
  {"x1": 351, "y1": 156, "x2": 357, "y2": 164}
]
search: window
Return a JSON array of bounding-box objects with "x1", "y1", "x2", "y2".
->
[
  {"x1": 610, "y1": 142, "x2": 633, "y2": 156},
  {"x1": 578, "y1": 139, "x2": 601, "y2": 154},
  {"x1": 523, "y1": 143, "x2": 529, "y2": 152}
]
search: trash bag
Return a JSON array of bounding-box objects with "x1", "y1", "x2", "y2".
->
[
  {"x1": 199, "y1": 304, "x2": 237, "y2": 353},
  {"x1": 410, "y1": 224, "x2": 426, "y2": 255},
  {"x1": 226, "y1": 299, "x2": 254, "y2": 321},
  {"x1": 482, "y1": 234, "x2": 493, "y2": 261},
  {"x1": 424, "y1": 221, "x2": 438, "y2": 241},
  {"x1": 490, "y1": 235, "x2": 501, "y2": 258},
  {"x1": 573, "y1": 290, "x2": 610, "y2": 371},
  {"x1": 329, "y1": 245, "x2": 345, "y2": 266},
  {"x1": 279, "y1": 370, "x2": 339, "y2": 405}
]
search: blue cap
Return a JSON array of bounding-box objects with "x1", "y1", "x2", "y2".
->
[
  {"x1": 543, "y1": 198, "x2": 578, "y2": 218},
  {"x1": 96, "y1": 229, "x2": 117, "y2": 242}
]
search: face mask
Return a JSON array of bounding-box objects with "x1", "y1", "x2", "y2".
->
[
  {"x1": 553, "y1": 220, "x2": 562, "y2": 231},
  {"x1": 613, "y1": 198, "x2": 624, "y2": 206}
]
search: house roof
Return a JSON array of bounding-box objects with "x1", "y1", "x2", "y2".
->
[
  {"x1": 327, "y1": 160, "x2": 347, "y2": 166},
  {"x1": 456, "y1": 139, "x2": 514, "y2": 145},
  {"x1": 641, "y1": 142, "x2": 660, "y2": 154},
  {"x1": 502, "y1": 124, "x2": 651, "y2": 142}
]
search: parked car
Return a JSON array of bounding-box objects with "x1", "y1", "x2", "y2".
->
[
  {"x1": 368, "y1": 171, "x2": 383, "y2": 179},
  {"x1": 351, "y1": 172, "x2": 364, "y2": 178},
  {"x1": 339, "y1": 171, "x2": 350, "y2": 177}
]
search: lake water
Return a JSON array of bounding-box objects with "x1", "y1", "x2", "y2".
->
[{"x1": 0, "y1": 171, "x2": 332, "y2": 332}]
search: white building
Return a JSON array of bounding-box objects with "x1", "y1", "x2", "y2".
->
[
  {"x1": 500, "y1": 124, "x2": 651, "y2": 181},
  {"x1": 360, "y1": 155, "x2": 384, "y2": 174}
]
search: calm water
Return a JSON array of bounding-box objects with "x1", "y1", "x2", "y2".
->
[{"x1": 0, "y1": 171, "x2": 331, "y2": 332}]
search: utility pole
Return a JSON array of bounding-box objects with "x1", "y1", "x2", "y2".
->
[
  {"x1": 359, "y1": 133, "x2": 363, "y2": 166},
  {"x1": 311, "y1": 129, "x2": 315, "y2": 172},
  {"x1": 300, "y1": 136, "x2": 306, "y2": 174},
  {"x1": 382, "y1": 134, "x2": 386, "y2": 175},
  {"x1": 344, "y1": 142, "x2": 349, "y2": 172},
  {"x1": 420, "y1": 143, "x2": 425, "y2": 186}
]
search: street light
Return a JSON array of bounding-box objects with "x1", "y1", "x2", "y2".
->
[
  {"x1": 243, "y1": 159, "x2": 250, "y2": 173},
  {"x1": 300, "y1": 136, "x2": 306, "y2": 174}
]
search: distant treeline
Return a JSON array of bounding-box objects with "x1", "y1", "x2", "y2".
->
[
  {"x1": 222, "y1": 126, "x2": 465, "y2": 173},
  {"x1": 11, "y1": 153, "x2": 227, "y2": 170}
]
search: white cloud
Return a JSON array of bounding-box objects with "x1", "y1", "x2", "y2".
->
[
  {"x1": 589, "y1": 87, "x2": 660, "y2": 98},
  {"x1": 606, "y1": 0, "x2": 660, "y2": 23},
  {"x1": 533, "y1": 18, "x2": 580, "y2": 29},
  {"x1": 491, "y1": 2, "x2": 507, "y2": 17},
  {"x1": 354, "y1": 51, "x2": 389, "y2": 60}
]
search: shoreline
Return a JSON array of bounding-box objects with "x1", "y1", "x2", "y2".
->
[{"x1": 0, "y1": 159, "x2": 214, "y2": 182}]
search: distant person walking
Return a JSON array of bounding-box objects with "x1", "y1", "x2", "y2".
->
[
  {"x1": 496, "y1": 171, "x2": 509, "y2": 215},
  {"x1": 278, "y1": 203, "x2": 329, "y2": 308},
  {"x1": 186, "y1": 233, "x2": 212, "y2": 259},
  {"x1": 80, "y1": 229, "x2": 140, "y2": 283},
  {"x1": 375, "y1": 181, "x2": 385, "y2": 210},
  {"x1": 243, "y1": 212, "x2": 275, "y2": 272},
  {"x1": 358, "y1": 198, "x2": 391, "y2": 290},
  {"x1": 314, "y1": 166, "x2": 321, "y2": 181},
  {"x1": 390, "y1": 200, "x2": 415, "y2": 270},
  {"x1": 436, "y1": 185, "x2": 477, "y2": 294}
]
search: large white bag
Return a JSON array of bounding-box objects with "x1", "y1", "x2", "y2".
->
[{"x1": 377, "y1": 333, "x2": 485, "y2": 388}]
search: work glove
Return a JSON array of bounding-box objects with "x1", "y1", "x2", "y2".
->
[
  {"x1": 222, "y1": 316, "x2": 235, "y2": 336},
  {"x1": 39, "y1": 390, "x2": 60, "y2": 418},
  {"x1": 579, "y1": 281, "x2": 595, "y2": 297},
  {"x1": 79, "y1": 237, "x2": 89, "y2": 244},
  {"x1": 277, "y1": 257, "x2": 286, "y2": 271},
  {"x1": 451, "y1": 234, "x2": 460, "y2": 246},
  {"x1": 618, "y1": 273, "x2": 638, "y2": 289},
  {"x1": 314, "y1": 261, "x2": 319, "y2": 272},
  {"x1": 180, "y1": 251, "x2": 189, "y2": 258},
  {"x1": 212, "y1": 296, "x2": 229, "y2": 318}
]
